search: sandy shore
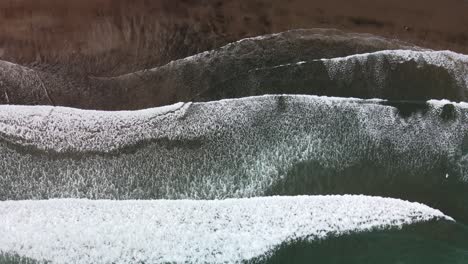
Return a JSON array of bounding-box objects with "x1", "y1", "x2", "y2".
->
[{"x1": 0, "y1": 0, "x2": 467, "y2": 75}]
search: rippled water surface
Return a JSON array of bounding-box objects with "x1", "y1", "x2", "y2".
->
[
  {"x1": 260, "y1": 221, "x2": 468, "y2": 264},
  {"x1": 1, "y1": 30, "x2": 467, "y2": 263}
]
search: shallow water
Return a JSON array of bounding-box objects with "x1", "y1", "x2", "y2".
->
[
  {"x1": 1, "y1": 221, "x2": 467, "y2": 264},
  {"x1": 258, "y1": 221, "x2": 468, "y2": 264},
  {"x1": 0, "y1": 197, "x2": 455, "y2": 263},
  {"x1": 1, "y1": 96, "x2": 467, "y2": 224},
  {"x1": 1, "y1": 31, "x2": 468, "y2": 263}
]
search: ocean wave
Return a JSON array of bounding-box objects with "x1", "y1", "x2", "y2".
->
[
  {"x1": 0, "y1": 29, "x2": 424, "y2": 109},
  {"x1": 90, "y1": 32, "x2": 429, "y2": 107},
  {"x1": 256, "y1": 220, "x2": 468, "y2": 264},
  {"x1": 2, "y1": 30, "x2": 465, "y2": 110},
  {"x1": 0, "y1": 95, "x2": 467, "y2": 222},
  {"x1": 194, "y1": 50, "x2": 468, "y2": 102},
  {"x1": 0, "y1": 195, "x2": 451, "y2": 264},
  {"x1": 90, "y1": 32, "x2": 468, "y2": 106}
]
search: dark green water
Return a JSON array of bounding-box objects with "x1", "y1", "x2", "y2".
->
[
  {"x1": 253, "y1": 221, "x2": 468, "y2": 264},
  {"x1": 268, "y1": 160, "x2": 468, "y2": 225},
  {"x1": 2, "y1": 222, "x2": 466, "y2": 264}
]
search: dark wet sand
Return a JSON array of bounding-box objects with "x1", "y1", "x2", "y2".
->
[{"x1": 0, "y1": 0, "x2": 467, "y2": 75}]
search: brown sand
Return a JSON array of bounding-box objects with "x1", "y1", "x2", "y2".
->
[{"x1": 0, "y1": 0, "x2": 467, "y2": 75}]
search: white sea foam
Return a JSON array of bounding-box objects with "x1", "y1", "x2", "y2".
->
[
  {"x1": 320, "y1": 50, "x2": 468, "y2": 91},
  {"x1": 0, "y1": 195, "x2": 451, "y2": 264},
  {"x1": 1, "y1": 95, "x2": 468, "y2": 200},
  {"x1": 0, "y1": 95, "x2": 466, "y2": 153},
  {"x1": 0, "y1": 101, "x2": 188, "y2": 152},
  {"x1": 105, "y1": 28, "x2": 421, "y2": 80}
]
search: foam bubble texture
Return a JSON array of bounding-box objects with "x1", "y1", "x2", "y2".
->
[
  {"x1": 0, "y1": 95, "x2": 468, "y2": 200},
  {"x1": 0, "y1": 195, "x2": 451, "y2": 264},
  {"x1": 321, "y1": 50, "x2": 468, "y2": 94}
]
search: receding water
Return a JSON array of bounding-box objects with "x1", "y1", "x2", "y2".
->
[
  {"x1": 2, "y1": 221, "x2": 468, "y2": 264},
  {"x1": 255, "y1": 221, "x2": 468, "y2": 264},
  {"x1": 268, "y1": 160, "x2": 468, "y2": 224}
]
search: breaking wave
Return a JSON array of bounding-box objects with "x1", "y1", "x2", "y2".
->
[
  {"x1": 0, "y1": 196, "x2": 454, "y2": 264},
  {"x1": 1, "y1": 29, "x2": 468, "y2": 263},
  {"x1": 1, "y1": 95, "x2": 468, "y2": 223},
  {"x1": 256, "y1": 220, "x2": 468, "y2": 264},
  {"x1": 0, "y1": 29, "x2": 425, "y2": 109},
  {"x1": 193, "y1": 50, "x2": 468, "y2": 102}
]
